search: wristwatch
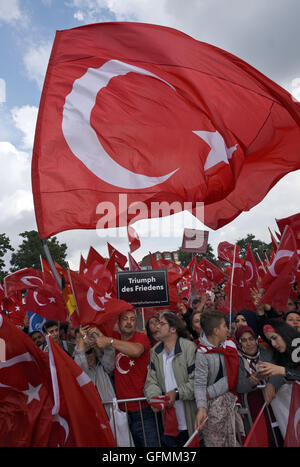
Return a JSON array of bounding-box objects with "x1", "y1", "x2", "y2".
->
[
  {"x1": 109, "y1": 338, "x2": 114, "y2": 346},
  {"x1": 175, "y1": 389, "x2": 179, "y2": 400}
]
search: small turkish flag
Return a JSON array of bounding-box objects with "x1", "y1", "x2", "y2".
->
[
  {"x1": 127, "y1": 225, "x2": 141, "y2": 253},
  {"x1": 284, "y1": 382, "x2": 300, "y2": 447}
]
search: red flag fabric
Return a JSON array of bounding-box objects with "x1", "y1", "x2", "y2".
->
[
  {"x1": 85, "y1": 246, "x2": 106, "y2": 269},
  {"x1": 284, "y1": 382, "x2": 300, "y2": 447},
  {"x1": 183, "y1": 430, "x2": 200, "y2": 447},
  {"x1": 198, "y1": 257, "x2": 227, "y2": 284},
  {"x1": 163, "y1": 406, "x2": 180, "y2": 437},
  {"x1": 244, "y1": 244, "x2": 259, "y2": 289},
  {"x1": 68, "y1": 269, "x2": 133, "y2": 335},
  {"x1": 0, "y1": 314, "x2": 54, "y2": 446},
  {"x1": 261, "y1": 226, "x2": 298, "y2": 290},
  {"x1": 218, "y1": 242, "x2": 242, "y2": 264},
  {"x1": 32, "y1": 22, "x2": 300, "y2": 239},
  {"x1": 260, "y1": 253, "x2": 299, "y2": 311},
  {"x1": 0, "y1": 282, "x2": 5, "y2": 302},
  {"x1": 46, "y1": 335, "x2": 116, "y2": 447},
  {"x1": 197, "y1": 339, "x2": 239, "y2": 392},
  {"x1": 5, "y1": 293, "x2": 26, "y2": 326},
  {"x1": 149, "y1": 394, "x2": 170, "y2": 411},
  {"x1": 243, "y1": 402, "x2": 269, "y2": 447},
  {"x1": 128, "y1": 252, "x2": 141, "y2": 271},
  {"x1": 150, "y1": 253, "x2": 185, "y2": 285},
  {"x1": 127, "y1": 225, "x2": 141, "y2": 253},
  {"x1": 4, "y1": 268, "x2": 44, "y2": 297},
  {"x1": 149, "y1": 394, "x2": 179, "y2": 437},
  {"x1": 79, "y1": 254, "x2": 86, "y2": 275},
  {"x1": 276, "y1": 212, "x2": 300, "y2": 249},
  {"x1": 268, "y1": 227, "x2": 279, "y2": 252},
  {"x1": 25, "y1": 286, "x2": 68, "y2": 322},
  {"x1": 40, "y1": 257, "x2": 69, "y2": 284},
  {"x1": 107, "y1": 243, "x2": 127, "y2": 269}
]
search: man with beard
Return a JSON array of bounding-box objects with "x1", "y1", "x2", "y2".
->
[{"x1": 92, "y1": 309, "x2": 159, "y2": 447}]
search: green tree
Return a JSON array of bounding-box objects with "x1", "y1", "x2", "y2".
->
[
  {"x1": 177, "y1": 243, "x2": 218, "y2": 267},
  {"x1": 236, "y1": 233, "x2": 272, "y2": 261},
  {"x1": 0, "y1": 233, "x2": 14, "y2": 281},
  {"x1": 10, "y1": 230, "x2": 68, "y2": 272}
]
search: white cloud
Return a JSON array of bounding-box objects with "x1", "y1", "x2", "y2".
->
[
  {"x1": 289, "y1": 77, "x2": 300, "y2": 103},
  {"x1": 11, "y1": 105, "x2": 38, "y2": 149},
  {"x1": 23, "y1": 42, "x2": 52, "y2": 89},
  {"x1": 0, "y1": 142, "x2": 33, "y2": 220},
  {"x1": 0, "y1": 0, "x2": 21, "y2": 23},
  {"x1": 0, "y1": 78, "x2": 5, "y2": 104}
]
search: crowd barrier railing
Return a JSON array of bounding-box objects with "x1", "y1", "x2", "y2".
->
[{"x1": 103, "y1": 396, "x2": 162, "y2": 447}]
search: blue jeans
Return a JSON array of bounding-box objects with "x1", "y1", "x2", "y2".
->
[{"x1": 128, "y1": 406, "x2": 160, "y2": 447}]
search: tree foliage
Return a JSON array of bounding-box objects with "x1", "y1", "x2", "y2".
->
[
  {"x1": 10, "y1": 230, "x2": 68, "y2": 272},
  {"x1": 0, "y1": 233, "x2": 14, "y2": 281},
  {"x1": 236, "y1": 233, "x2": 273, "y2": 261},
  {"x1": 178, "y1": 243, "x2": 218, "y2": 267}
]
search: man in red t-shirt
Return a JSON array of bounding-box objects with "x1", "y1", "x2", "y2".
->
[{"x1": 92, "y1": 310, "x2": 159, "y2": 447}]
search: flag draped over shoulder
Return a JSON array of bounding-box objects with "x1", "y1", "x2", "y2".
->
[{"x1": 31, "y1": 22, "x2": 300, "y2": 238}]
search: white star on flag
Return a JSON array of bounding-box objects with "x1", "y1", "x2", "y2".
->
[
  {"x1": 193, "y1": 129, "x2": 238, "y2": 170},
  {"x1": 22, "y1": 382, "x2": 42, "y2": 404}
]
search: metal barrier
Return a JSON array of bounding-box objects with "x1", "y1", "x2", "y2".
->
[
  {"x1": 103, "y1": 397, "x2": 162, "y2": 447},
  {"x1": 239, "y1": 389, "x2": 282, "y2": 447}
]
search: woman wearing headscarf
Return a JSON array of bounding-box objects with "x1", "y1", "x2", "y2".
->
[{"x1": 235, "y1": 325, "x2": 284, "y2": 445}]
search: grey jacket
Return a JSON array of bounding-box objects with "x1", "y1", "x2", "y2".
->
[
  {"x1": 236, "y1": 345, "x2": 285, "y2": 394},
  {"x1": 144, "y1": 337, "x2": 197, "y2": 436},
  {"x1": 194, "y1": 333, "x2": 237, "y2": 410}
]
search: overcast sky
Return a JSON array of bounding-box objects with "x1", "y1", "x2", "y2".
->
[{"x1": 0, "y1": 0, "x2": 300, "y2": 270}]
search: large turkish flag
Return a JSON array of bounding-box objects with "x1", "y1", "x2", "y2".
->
[{"x1": 32, "y1": 22, "x2": 300, "y2": 238}]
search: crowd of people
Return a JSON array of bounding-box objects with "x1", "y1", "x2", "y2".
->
[{"x1": 24, "y1": 285, "x2": 300, "y2": 448}]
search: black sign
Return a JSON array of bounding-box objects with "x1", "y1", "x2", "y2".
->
[{"x1": 116, "y1": 269, "x2": 169, "y2": 308}]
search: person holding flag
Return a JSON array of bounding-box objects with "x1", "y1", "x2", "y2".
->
[{"x1": 194, "y1": 310, "x2": 244, "y2": 446}]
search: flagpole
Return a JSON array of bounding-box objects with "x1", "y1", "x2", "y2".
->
[
  {"x1": 229, "y1": 244, "x2": 237, "y2": 331},
  {"x1": 41, "y1": 239, "x2": 62, "y2": 289}
]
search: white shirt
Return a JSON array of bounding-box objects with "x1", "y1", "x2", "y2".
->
[{"x1": 163, "y1": 348, "x2": 187, "y2": 431}]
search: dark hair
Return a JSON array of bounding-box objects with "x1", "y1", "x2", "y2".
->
[
  {"x1": 200, "y1": 310, "x2": 225, "y2": 336},
  {"x1": 145, "y1": 316, "x2": 159, "y2": 346},
  {"x1": 267, "y1": 319, "x2": 300, "y2": 368},
  {"x1": 29, "y1": 330, "x2": 43, "y2": 338},
  {"x1": 283, "y1": 310, "x2": 300, "y2": 320},
  {"x1": 267, "y1": 319, "x2": 300, "y2": 352},
  {"x1": 43, "y1": 320, "x2": 58, "y2": 333},
  {"x1": 161, "y1": 312, "x2": 190, "y2": 339}
]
